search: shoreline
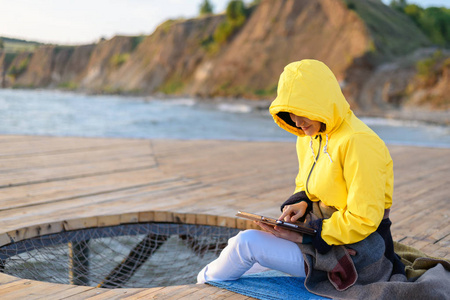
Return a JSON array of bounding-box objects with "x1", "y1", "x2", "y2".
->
[
  {"x1": 197, "y1": 97, "x2": 450, "y2": 127},
  {"x1": 1, "y1": 87, "x2": 449, "y2": 126},
  {"x1": 354, "y1": 109, "x2": 450, "y2": 127}
]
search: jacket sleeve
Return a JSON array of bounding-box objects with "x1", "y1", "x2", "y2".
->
[{"x1": 321, "y1": 133, "x2": 388, "y2": 246}]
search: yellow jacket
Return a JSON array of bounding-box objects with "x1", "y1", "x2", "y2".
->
[{"x1": 270, "y1": 60, "x2": 393, "y2": 246}]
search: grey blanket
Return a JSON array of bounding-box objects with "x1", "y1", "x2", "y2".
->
[{"x1": 298, "y1": 232, "x2": 450, "y2": 300}]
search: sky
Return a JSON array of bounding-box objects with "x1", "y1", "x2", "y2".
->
[{"x1": 1, "y1": 0, "x2": 449, "y2": 45}]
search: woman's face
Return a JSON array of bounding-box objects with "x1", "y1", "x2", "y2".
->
[{"x1": 289, "y1": 113, "x2": 322, "y2": 136}]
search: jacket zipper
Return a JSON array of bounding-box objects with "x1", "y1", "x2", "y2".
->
[{"x1": 306, "y1": 135, "x2": 322, "y2": 194}]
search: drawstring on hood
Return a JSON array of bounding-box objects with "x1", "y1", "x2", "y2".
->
[
  {"x1": 324, "y1": 134, "x2": 333, "y2": 163},
  {"x1": 309, "y1": 137, "x2": 317, "y2": 163},
  {"x1": 309, "y1": 134, "x2": 333, "y2": 163},
  {"x1": 270, "y1": 60, "x2": 350, "y2": 164}
]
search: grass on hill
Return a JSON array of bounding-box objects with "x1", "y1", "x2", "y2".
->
[
  {"x1": 343, "y1": 0, "x2": 431, "y2": 58},
  {"x1": 0, "y1": 37, "x2": 42, "y2": 53}
]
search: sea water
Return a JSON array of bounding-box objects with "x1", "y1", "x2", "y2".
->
[{"x1": 0, "y1": 89, "x2": 449, "y2": 148}]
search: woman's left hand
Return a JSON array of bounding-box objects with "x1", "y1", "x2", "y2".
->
[{"x1": 254, "y1": 221, "x2": 303, "y2": 243}]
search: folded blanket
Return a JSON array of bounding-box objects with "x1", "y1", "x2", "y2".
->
[
  {"x1": 298, "y1": 234, "x2": 450, "y2": 300},
  {"x1": 394, "y1": 241, "x2": 450, "y2": 280}
]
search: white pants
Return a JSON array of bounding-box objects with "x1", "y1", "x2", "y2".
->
[{"x1": 197, "y1": 229, "x2": 306, "y2": 283}]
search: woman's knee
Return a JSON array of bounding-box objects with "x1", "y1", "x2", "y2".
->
[{"x1": 228, "y1": 229, "x2": 270, "y2": 252}]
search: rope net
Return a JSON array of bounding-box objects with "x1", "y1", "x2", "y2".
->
[{"x1": 0, "y1": 223, "x2": 239, "y2": 288}]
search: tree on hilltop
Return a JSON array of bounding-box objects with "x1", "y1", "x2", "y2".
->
[
  {"x1": 226, "y1": 0, "x2": 248, "y2": 21},
  {"x1": 200, "y1": 0, "x2": 214, "y2": 15}
]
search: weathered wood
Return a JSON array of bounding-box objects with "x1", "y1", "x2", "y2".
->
[
  {"x1": 83, "y1": 288, "x2": 147, "y2": 300},
  {"x1": 34, "y1": 286, "x2": 98, "y2": 300},
  {"x1": 0, "y1": 136, "x2": 448, "y2": 299},
  {"x1": 6, "y1": 221, "x2": 64, "y2": 243}
]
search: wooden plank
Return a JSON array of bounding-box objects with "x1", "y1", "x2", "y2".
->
[
  {"x1": 63, "y1": 217, "x2": 99, "y2": 231},
  {"x1": 0, "y1": 280, "x2": 32, "y2": 297},
  {"x1": 98, "y1": 215, "x2": 121, "y2": 227},
  {"x1": 62, "y1": 288, "x2": 115, "y2": 299},
  {"x1": 0, "y1": 137, "x2": 144, "y2": 158},
  {"x1": 0, "y1": 156, "x2": 157, "y2": 188},
  {"x1": 84, "y1": 288, "x2": 147, "y2": 300},
  {"x1": 122, "y1": 286, "x2": 165, "y2": 299},
  {"x1": 34, "y1": 286, "x2": 97, "y2": 300},
  {"x1": 0, "y1": 142, "x2": 152, "y2": 169},
  {"x1": 0, "y1": 176, "x2": 191, "y2": 230},
  {"x1": 145, "y1": 284, "x2": 195, "y2": 299},
  {"x1": 0, "y1": 281, "x2": 77, "y2": 299},
  {"x1": 139, "y1": 211, "x2": 155, "y2": 222},
  {"x1": 0, "y1": 169, "x2": 176, "y2": 211},
  {"x1": 0, "y1": 274, "x2": 21, "y2": 285},
  {"x1": 181, "y1": 285, "x2": 250, "y2": 299},
  {"x1": 7, "y1": 221, "x2": 63, "y2": 243},
  {"x1": 173, "y1": 212, "x2": 187, "y2": 223},
  {"x1": 154, "y1": 211, "x2": 174, "y2": 223},
  {"x1": 0, "y1": 233, "x2": 11, "y2": 247},
  {"x1": 120, "y1": 212, "x2": 139, "y2": 224},
  {"x1": 217, "y1": 216, "x2": 237, "y2": 228}
]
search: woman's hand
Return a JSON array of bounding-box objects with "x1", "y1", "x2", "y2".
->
[
  {"x1": 279, "y1": 202, "x2": 308, "y2": 222},
  {"x1": 254, "y1": 221, "x2": 303, "y2": 243}
]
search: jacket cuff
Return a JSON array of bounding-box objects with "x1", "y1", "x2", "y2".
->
[
  {"x1": 310, "y1": 219, "x2": 332, "y2": 254},
  {"x1": 302, "y1": 234, "x2": 313, "y2": 244},
  {"x1": 280, "y1": 191, "x2": 313, "y2": 214}
]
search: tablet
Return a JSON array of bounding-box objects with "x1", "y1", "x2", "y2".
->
[{"x1": 236, "y1": 211, "x2": 316, "y2": 235}]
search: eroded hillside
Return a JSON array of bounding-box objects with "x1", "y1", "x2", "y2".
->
[{"x1": 0, "y1": 0, "x2": 447, "y2": 115}]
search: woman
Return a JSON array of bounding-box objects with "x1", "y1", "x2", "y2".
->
[{"x1": 197, "y1": 60, "x2": 404, "y2": 293}]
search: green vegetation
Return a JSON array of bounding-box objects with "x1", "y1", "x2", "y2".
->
[
  {"x1": 213, "y1": 0, "x2": 249, "y2": 44},
  {"x1": 3, "y1": 53, "x2": 17, "y2": 67},
  {"x1": 341, "y1": 0, "x2": 431, "y2": 57},
  {"x1": 218, "y1": 80, "x2": 277, "y2": 98},
  {"x1": 0, "y1": 37, "x2": 41, "y2": 53},
  {"x1": 159, "y1": 77, "x2": 185, "y2": 94},
  {"x1": 101, "y1": 85, "x2": 134, "y2": 95},
  {"x1": 131, "y1": 35, "x2": 146, "y2": 51},
  {"x1": 416, "y1": 50, "x2": 448, "y2": 79},
  {"x1": 12, "y1": 83, "x2": 35, "y2": 89},
  {"x1": 408, "y1": 50, "x2": 450, "y2": 108},
  {"x1": 158, "y1": 19, "x2": 178, "y2": 34},
  {"x1": 110, "y1": 53, "x2": 130, "y2": 69},
  {"x1": 390, "y1": 0, "x2": 450, "y2": 47},
  {"x1": 58, "y1": 81, "x2": 78, "y2": 90},
  {"x1": 54, "y1": 45, "x2": 75, "y2": 55},
  {"x1": 254, "y1": 84, "x2": 277, "y2": 97},
  {"x1": 199, "y1": 0, "x2": 214, "y2": 15},
  {"x1": 7, "y1": 56, "x2": 30, "y2": 79},
  {"x1": 199, "y1": 0, "x2": 254, "y2": 54}
]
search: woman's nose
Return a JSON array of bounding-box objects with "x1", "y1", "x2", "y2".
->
[{"x1": 295, "y1": 118, "x2": 305, "y2": 127}]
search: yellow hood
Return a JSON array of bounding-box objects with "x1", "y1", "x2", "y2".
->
[{"x1": 269, "y1": 60, "x2": 350, "y2": 136}]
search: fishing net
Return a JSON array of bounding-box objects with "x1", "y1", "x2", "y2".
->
[{"x1": 0, "y1": 223, "x2": 239, "y2": 288}]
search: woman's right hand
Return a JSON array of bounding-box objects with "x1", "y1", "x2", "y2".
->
[{"x1": 279, "y1": 202, "x2": 308, "y2": 222}]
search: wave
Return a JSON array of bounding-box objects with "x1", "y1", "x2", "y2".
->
[
  {"x1": 217, "y1": 103, "x2": 252, "y2": 113},
  {"x1": 360, "y1": 117, "x2": 423, "y2": 127}
]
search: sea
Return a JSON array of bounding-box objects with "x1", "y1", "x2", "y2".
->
[{"x1": 0, "y1": 89, "x2": 449, "y2": 148}]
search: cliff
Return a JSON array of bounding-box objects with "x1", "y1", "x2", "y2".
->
[{"x1": 1, "y1": 0, "x2": 448, "y2": 115}]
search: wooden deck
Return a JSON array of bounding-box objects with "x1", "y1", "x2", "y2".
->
[{"x1": 0, "y1": 135, "x2": 448, "y2": 299}]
